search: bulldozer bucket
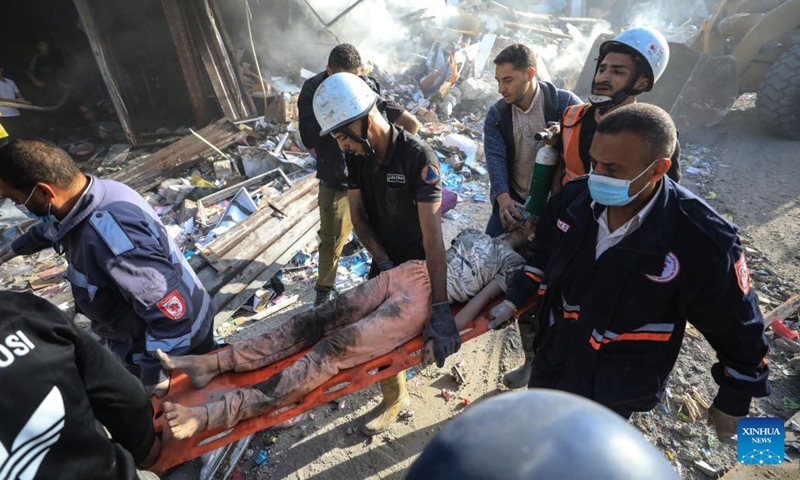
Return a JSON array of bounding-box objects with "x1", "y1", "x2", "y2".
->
[{"x1": 574, "y1": 35, "x2": 739, "y2": 131}]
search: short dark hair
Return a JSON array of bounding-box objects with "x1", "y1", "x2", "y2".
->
[
  {"x1": 596, "y1": 104, "x2": 677, "y2": 160},
  {"x1": 493, "y1": 44, "x2": 537, "y2": 72},
  {"x1": 0, "y1": 139, "x2": 82, "y2": 191},
  {"x1": 328, "y1": 44, "x2": 361, "y2": 72}
]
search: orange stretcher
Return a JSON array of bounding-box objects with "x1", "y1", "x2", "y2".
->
[{"x1": 149, "y1": 297, "x2": 534, "y2": 474}]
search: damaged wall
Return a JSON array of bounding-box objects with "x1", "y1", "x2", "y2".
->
[
  {"x1": 74, "y1": 0, "x2": 256, "y2": 146},
  {"x1": 74, "y1": 0, "x2": 197, "y2": 141}
]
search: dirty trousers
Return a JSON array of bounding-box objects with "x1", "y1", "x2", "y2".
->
[
  {"x1": 205, "y1": 260, "x2": 432, "y2": 430},
  {"x1": 316, "y1": 184, "x2": 352, "y2": 290}
]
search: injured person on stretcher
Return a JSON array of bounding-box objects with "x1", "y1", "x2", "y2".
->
[{"x1": 158, "y1": 217, "x2": 534, "y2": 440}]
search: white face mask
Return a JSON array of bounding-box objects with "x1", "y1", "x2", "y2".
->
[{"x1": 587, "y1": 161, "x2": 657, "y2": 206}]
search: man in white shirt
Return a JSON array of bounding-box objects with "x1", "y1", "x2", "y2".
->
[
  {"x1": 483, "y1": 44, "x2": 581, "y2": 238},
  {"x1": 0, "y1": 64, "x2": 30, "y2": 138}
]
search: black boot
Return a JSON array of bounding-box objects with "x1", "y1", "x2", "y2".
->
[
  {"x1": 314, "y1": 287, "x2": 333, "y2": 307},
  {"x1": 503, "y1": 320, "x2": 535, "y2": 389}
]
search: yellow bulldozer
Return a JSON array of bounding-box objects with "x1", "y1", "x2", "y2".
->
[{"x1": 575, "y1": 0, "x2": 800, "y2": 139}]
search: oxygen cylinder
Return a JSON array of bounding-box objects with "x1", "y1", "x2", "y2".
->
[{"x1": 525, "y1": 145, "x2": 558, "y2": 217}]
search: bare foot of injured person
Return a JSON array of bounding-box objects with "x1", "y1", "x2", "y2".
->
[
  {"x1": 156, "y1": 348, "x2": 221, "y2": 389},
  {"x1": 163, "y1": 401, "x2": 208, "y2": 439}
]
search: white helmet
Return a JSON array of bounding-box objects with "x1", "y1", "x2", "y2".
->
[
  {"x1": 313, "y1": 72, "x2": 378, "y2": 136},
  {"x1": 599, "y1": 27, "x2": 670, "y2": 91}
]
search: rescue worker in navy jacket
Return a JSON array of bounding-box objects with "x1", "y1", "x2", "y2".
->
[
  {"x1": 488, "y1": 104, "x2": 770, "y2": 440},
  {"x1": 0, "y1": 139, "x2": 217, "y2": 396}
]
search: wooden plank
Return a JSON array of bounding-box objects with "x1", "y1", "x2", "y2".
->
[
  {"x1": 213, "y1": 212, "x2": 320, "y2": 327},
  {"x1": 199, "y1": 169, "x2": 284, "y2": 207},
  {"x1": 197, "y1": 190, "x2": 318, "y2": 293},
  {"x1": 161, "y1": 0, "x2": 213, "y2": 128},
  {"x1": 763, "y1": 293, "x2": 800, "y2": 326},
  {"x1": 108, "y1": 118, "x2": 242, "y2": 191},
  {"x1": 188, "y1": 0, "x2": 255, "y2": 120},
  {"x1": 188, "y1": 176, "x2": 316, "y2": 272},
  {"x1": 190, "y1": 3, "x2": 239, "y2": 121},
  {"x1": 504, "y1": 22, "x2": 573, "y2": 39},
  {"x1": 208, "y1": 0, "x2": 257, "y2": 117},
  {"x1": 198, "y1": 177, "x2": 318, "y2": 266},
  {"x1": 73, "y1": 0, "x2": 138, "y2": 145}
]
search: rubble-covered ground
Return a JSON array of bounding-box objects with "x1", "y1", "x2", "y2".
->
[{"x1": 2, "y1": 2, "x2": 800, "y2": 479}]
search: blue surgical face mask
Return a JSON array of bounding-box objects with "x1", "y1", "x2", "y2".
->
[
  {"x1": 15, "y1": 186, "x2": 56, "y2": 223},
  {"x1": 588, "y1": 161, "x2": 657, "y2": 207}
]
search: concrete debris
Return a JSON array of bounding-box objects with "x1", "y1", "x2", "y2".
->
[
  {"x1": 693, "y1": 460, "x2": 717, "y2": 477},
  {"x1": 776, "y1": 337, "x2": 800, "y2": 354}
]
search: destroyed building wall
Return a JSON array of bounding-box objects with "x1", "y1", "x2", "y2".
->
[{"x1": 74, "y1": 0, "x2": 198, "y2": 142}]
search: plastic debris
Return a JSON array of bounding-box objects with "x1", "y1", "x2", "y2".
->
[
  {"x1": 441, "y1": 389, "x2": 453, "y2": 403},
  {"x1": 693, "y1": 460, "x2": 717, "y2": 477},
  {"x1": 254, "y1": 450, "x2": 269, "y2": 466},
  {"x1": 776, "y1": 338, "x2": 800, "y2": 354},
  {"x1": 291, "y1": 250, "x2": 312, "y2": 267},
  {"x1": 783, "y1": 397, "x2": 800, "y2": 410},
  {"x1": 451, "y1": 365, "x2": 466, "y2": 385},
  {"x1": 772, "y1": 320, "x2": 799, "y2": 340}
]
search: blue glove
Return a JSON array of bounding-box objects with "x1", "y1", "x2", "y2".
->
[{"x1": 423, "y1": 301, "x2": 461, "y2": 368}]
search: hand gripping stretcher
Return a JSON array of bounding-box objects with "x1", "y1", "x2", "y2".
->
[{"x1": 149, "y1": 297, "x2": 535, "y2": 474}]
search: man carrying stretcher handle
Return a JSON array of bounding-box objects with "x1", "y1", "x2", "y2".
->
[{"x1": 158, "y1": 219, "x2": 534, "y2": 440}]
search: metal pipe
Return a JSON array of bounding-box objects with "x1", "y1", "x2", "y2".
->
[
  {"x1": 189, "y1": 127, "x2": 236, "y2": 163},
  {"x1": 325, "y1": 0, "x2": 367, "y2": 28},
  {"x1": 0, "y1": 93, "x2": 69, "y2": 112}
]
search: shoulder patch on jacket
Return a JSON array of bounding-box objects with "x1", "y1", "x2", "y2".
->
[
  {"x1": 735, "y1": 252, "x2": 751, "y2": 295},
  {"x1": 157, "y1": 290, "x2": 187, "y2": 320},
  {"x1": 421, "y1": 164, "x2": 440, "y2": 185},
  {"x1": 89, "y1": 211, "x2": 135, "y2": 256}
]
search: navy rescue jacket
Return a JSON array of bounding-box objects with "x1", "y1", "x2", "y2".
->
[
  {"x1": 506, "y1": 177, "x2": 770, "y2": 416},
  {"x1": 12, "y1": 177, "x2": 215, "y2": 385}
]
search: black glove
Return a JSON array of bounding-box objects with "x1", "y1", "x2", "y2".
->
[
  {"x1": 423, "y1": 301, "x2": 461, "y2": 368},
  {"x1": 377, "y1": 259, "x2": 395, "y2": 272}
]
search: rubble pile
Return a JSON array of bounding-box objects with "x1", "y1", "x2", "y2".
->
[{"x1": 2, "y1": 2, "x2": 799, "y2": 478}]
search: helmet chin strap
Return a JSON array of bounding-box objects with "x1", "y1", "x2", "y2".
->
[
  {"x1": 589, "y1": 64, "x2": 646, "y2": 115},
  {"x1": 339, "y1": 118, "x2": 376, "y2": 160},
  {"x1": 588, "y1": 90, "x2": 631, "y2": 115}
]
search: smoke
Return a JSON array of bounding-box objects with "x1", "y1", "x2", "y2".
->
[
  {"x1": 625, "y1": 0, "x2": 711, "y2": 42},
  {"x1": 536, "y1": 22, "x2": 612, "y2": 88},
  {"x1": 247, "y1": 0, "x2": 458, "y2": 75}
]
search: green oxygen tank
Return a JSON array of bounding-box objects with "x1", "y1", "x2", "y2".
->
[{"x1": 524, "y1": 145, "x2": 558, "y2": 218}]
